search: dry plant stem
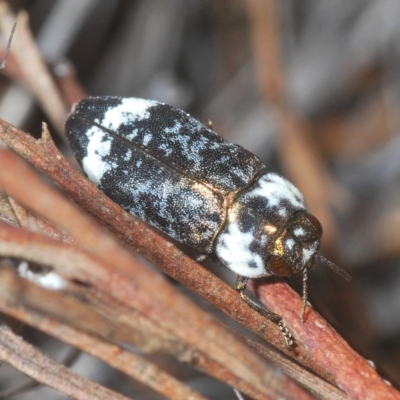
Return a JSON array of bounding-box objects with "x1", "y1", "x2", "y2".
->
[
  {"x1": 0, "y1": 227, "x2": 288, "y2": 400},
  {"x1": 53, "y1": 60, "x2": 88, "y2": 108},
  {"x1": 8, "y1": 197, "x2": 74, "y2": 243},
  {"x1": 0, "y1": 324, "x2": 129, "y2": 400},
  {"x1": 277, "y1": 110, "x2": 339, "y2": 250},
  {"x1": 249, "y1": 279, "x2": 400, "y2": 400},
  {"x1": 0, "y1": 270, "x2": 207, "y2": 400},
  {"x1": 0, "y1": 143, "x2": 303, "y2": 399},
  {"x1": 238, "y1": 333, "x2": 348, "y2": 400},
  {"x1": 0, "y1": 254, "x2": 179, "y2": 354},
  {"x1": 0, "y1": 190, "x2": 19, "y2": 227},
  {"x1": 0, "y1": 121, "x2": 290, "y2": 349},
  {"x1": 0, "y1": 119, "x2": 365, "y2": 399},
  {"x1": 245, "y1": 0, "x2": 339, "y2": 250},
  {"x1": 243, "y1": 3, "x2": 400, "y2": 399},
  {"x1": 0, "y1": 5, "x2": 67, "y2": 133},
  {"x1": 245, "y1": 0, "x2": 283, "y2": 104},
  {"x1": 3, "y1": 112, "x2": 390, "y2": 400},
  {"x1": 0, "y1": 254, "x2": 312, "y2": 400}
]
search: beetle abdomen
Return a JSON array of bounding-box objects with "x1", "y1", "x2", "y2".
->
[{"x1": 65, "y1": 97, "x2": 264, "y2": 252}]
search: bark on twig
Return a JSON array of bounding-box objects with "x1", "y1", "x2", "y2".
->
[
  {"x1": 0, "y1": 324, "x2": 130, "y2": 400},
  {"x1": 0, "y1": 136, "x2": 309, "y2": 399},
  {"x1": 0, "y1": 5, "x2": 68, "y2": 134},
  {"x1": 249, "y1": 279, "x2": 399, "y2": 399},
  {"x1": 0, "y1": 270, "x2": 207, "y2": 400},
  {"x1": 0, "y1": 110, "x2": 398, "y2": 399}
]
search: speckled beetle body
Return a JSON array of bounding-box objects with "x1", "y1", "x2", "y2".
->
[{"x1": 65, "y1": 96, "x2": 326, "y2": 348}]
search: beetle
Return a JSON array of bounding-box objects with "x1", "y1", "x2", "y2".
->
[{"x1": 65, "y1": 96, "x2": 348, "y2": 349}]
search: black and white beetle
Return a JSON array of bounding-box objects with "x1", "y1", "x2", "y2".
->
[{"x1": 65, "y1": 96, "x2": 349, "y2": 349}]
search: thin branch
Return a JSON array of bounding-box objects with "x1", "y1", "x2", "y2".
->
[
  {"x1": 0, "y1": 141, "x2": 307, "y2": 400},
  {"x1": 245, "y1": 0, "x2": 341, "y2": 252},
  {"x1": 236, "y1": 332, "x2": 348, "y2": 400},
  {"x1": 0, "y1": 271, "x2": 207, "y2": 400},
  {"x1": 0, "y1": 21, "x2": 16, "y2": 68},
  {"x1": 0, "y1": 323, "x2": 130, "y2": 400},
  {"x1": 7, "y1": 197, "x2": 74, "y2": 243},
  {"x1": 0, "y1": 120, "x2": 290, "y2": 350},
  {"x1": 249, "y1": 278, "x2": 400, "y2": 399},
  {"x1": 0, "y1": 4, "x2": 68, "y2": 134},
  {"x1": 0, "y1": 110, "x2": 397, "y2": 398}
]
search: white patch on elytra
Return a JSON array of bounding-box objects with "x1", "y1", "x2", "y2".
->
[
  {"x1": 82, "y1": 126, "x2": 115, "y2": 185},
  {"x1": 143, "y1": 133, "x2": 152, "y2": 145},
  {"x1": 248, "y1": 173, "x2": 305, "y2": 209},
  {"x1": 123, "y1": 149, "x2": 132, "y2": 161},
  {"x1": 126, "y1": 129, "x2": 138, "y2": 140},
  {"x1": 215, "y1": 221, "x2": 267, "y2": 278},
  {"x1": 164, "y1": 121, "x2": 182, "y2": 134},
  {"x1": 101, "y1": 98, "x2": 158, "y2": 131}
]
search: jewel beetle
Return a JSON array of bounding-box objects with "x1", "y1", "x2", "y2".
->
[{"x1": 65, "y1": 96, "x2": 349, "y2": 349}]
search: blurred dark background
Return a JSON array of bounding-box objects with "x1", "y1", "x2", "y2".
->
[{"x1": 1, "y1": 0, "x2": 400, "y2": 398}]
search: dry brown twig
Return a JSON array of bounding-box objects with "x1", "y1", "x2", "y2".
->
[
  {"x1": 245, "y1": 0, "x2": 342, "y2": 252},
  {"x1": 0, "y1": 128, "x2": 313, "y2": 399},
  {"x1": 0, "y1": 2, "x2": 397, "y2": 399},
  {"x1": 0, "y1": 323, "x2": 130, "y2": 400},
  {"x1": 0, "y1": 4, "x2": 312, "y2": 398},
  {"x1": 0, "y1": 109, "x2": 396, "y2": 399},
  {"x1": 0, "y1": 265, "x2": 208, "y2": 400},
  {"x1": 0, "y1": 4, "x2": 68, "y2": 133},
  {"x1": 244, "y1": 0, "x2": 399, "y2": 399}
]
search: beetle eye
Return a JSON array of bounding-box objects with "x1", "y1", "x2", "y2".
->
[
  {"x1": 305, "y1": 213, "x2": 323, "y2": 237},
  {"x1": 267, "y1": 255, "x2": 292, "y2": 276}
]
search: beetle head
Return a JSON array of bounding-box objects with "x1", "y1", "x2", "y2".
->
[
  {"x1": 264, "y1": 211, "x2": 323, "y2": 322},
  {"x1": 265, "y1": 211, "x2": 323, "y2": 277}
]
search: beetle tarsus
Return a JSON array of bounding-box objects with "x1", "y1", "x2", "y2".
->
[
  {"x1": 236, "y1": 275, "x2": 294, "y2": 349},
  {"x1": 278, "y1": 320, "x2": 294, "y2": 349}
]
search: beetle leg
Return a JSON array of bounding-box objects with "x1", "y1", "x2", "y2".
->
[
  {"x1": 301, "y1": 268, "x2": 308, "y2": 323},
  {"x1": 236, "y1": 276, "x2": 280, "y2": 322},
  {"x1": 236, "y1": 275, "x2": 294, "y2": 349}
]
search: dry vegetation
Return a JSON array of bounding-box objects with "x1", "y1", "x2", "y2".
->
[{"x1": 0, "y1": 1, "x2": 399, "y2": 399}]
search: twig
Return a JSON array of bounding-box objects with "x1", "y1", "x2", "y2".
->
[
  {"x1": 0, "y1": 21, "x2": 16, "y2": 68},
  {"x1": 0, "y1": 4, "x2": 67, "y2": 134},
  {"x1": 0, "y1": 120, "x2": 291, "y2": 350},
  {"x1": 249, "y1": 279, "x2": 400, "y2": 399},
  {"x1": 236, "y1": 331, "x2": 348, "y2": 400},
  {"x1": 0, "y1": 269, "x2": 207, "y2": 400},
  {"x1": 0, "y1": 110, "x2": 396, "y2": 398},
  {"x1": 7, "y1": 197, "x2": 74, "y2": 243},
  {"x1": 245, "y1": 0, "x2": 341, "y2": 251},
  {"x1": 0, "y1": 323, "x2": 130, "y2": 400},
  {"x1": 0, "y1": 138, "x2": 307, "y2": 400}
]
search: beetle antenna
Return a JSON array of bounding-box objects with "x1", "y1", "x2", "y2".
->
[
  {"x1": 0, "y1": 21, "x2": 17, "y2": 69},
  {"x1": 301, "y1": 268, "x2": 308, "y2": 323},
  {"x1": 318, "y1": 255, "x2": 351, "y2": 281}
]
